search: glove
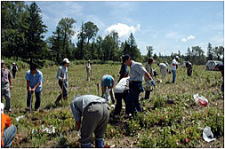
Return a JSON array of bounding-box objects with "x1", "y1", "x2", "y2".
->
[{"x1": 150, "y1": 80, "x2": 156, "y2": 86}]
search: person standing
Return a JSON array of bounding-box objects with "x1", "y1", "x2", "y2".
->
[
  {"x1": 101, "y1": 74, "x2": 115, "y2": 104},
  {"x1": 171, "y1": 56, "x2": 179, "y2": 83},
  {"x1": 11, "y1": 62, "x2": 18, "y2": 79},
  {"x1": 1, "y1": 103, "x2": 17, "y2": 148},
  {"x1": 123, "y1": 54, "x2": 155, "y2": 116},
  {"x1": 1, "y1": 60, "x2": 12, "y2": 112},
  {"x1": 25, "y1": 63, "x2": 43, "y2": 111},
  {"x1": 118, "y1": 56, "x2": 129, "y2": 81},
  {"x1": 144, "y1": 58, "x2": 154, "y2": 99},
  {"x1": 185, "y1": 61, "x2": 193, "y2": 76},
  {"x1": 55, "y1": 58, "x2": 70, "y2": 105},
  {"x1": 86, "y1": 60, "x2": 92, "y2": 81},
  {"x1": 158, "y1": 62, "x2": 168, "y2": 80},
  {"x1": 70, "y1": 95, "x2": 109, "y2": 148}
]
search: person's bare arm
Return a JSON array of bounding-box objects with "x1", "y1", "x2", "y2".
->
[{"x1": 144, "y1": 72, "x2": 153, "y2": 80}]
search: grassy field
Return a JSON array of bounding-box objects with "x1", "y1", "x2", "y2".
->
[{"x1": 5, "y1": 63, "x2": 224, "y2": 148}]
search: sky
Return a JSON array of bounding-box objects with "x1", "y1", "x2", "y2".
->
[{"x1": 27, "y1": 1, "x2": 224, "y2": 56}]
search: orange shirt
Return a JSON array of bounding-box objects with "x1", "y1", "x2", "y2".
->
[{"x1": 1, "y1": 113, "x2": 11, "y2": 147}]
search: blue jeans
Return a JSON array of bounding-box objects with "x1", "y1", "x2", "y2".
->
[
  {"x1": 3, "y1": 125, "x2": 17, "y2": 147},
  {"x1": 172, "y1": 70, "x2": 176, "y2": 83},
  {"x1": 126, "y1": 81, "x2": 144, "y2": 115}
]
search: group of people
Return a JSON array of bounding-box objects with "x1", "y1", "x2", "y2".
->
[{"x1": 1, "y1": 54, "x2": 222, "y2": 148}]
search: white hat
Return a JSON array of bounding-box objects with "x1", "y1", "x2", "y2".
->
[
  {"x1": 175, "y1": 56, "x2": 179, "y2": 59},
  {"x1": 13, "y1": 62, "x2": 16, "y2": 65},
  {"x1": 0, "y1": 103, "x2": 5, "y2": 113},
  {"x1": 63, "y1": 58, "x2": 70, "y2": 64}
]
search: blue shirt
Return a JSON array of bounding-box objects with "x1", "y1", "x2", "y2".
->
[
  {"x1": 70, "y1": 95, "x2": 106, "y2": 122},
  {"x1": 25, "y1": 70, "x2": 43, "y2": 92},
  {"x1": 101, "y1": 75, "x2": 114, "y2": 87}
]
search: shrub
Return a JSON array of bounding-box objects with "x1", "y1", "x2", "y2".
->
[{"x1": 206, "y1": 108, "x2": 224, "y2": 137}]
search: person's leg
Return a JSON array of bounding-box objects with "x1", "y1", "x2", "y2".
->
[
  {"x1": 88, "y1": 71, "x2": 91, "y2": 81},
  {"x1": 172, "y1": 70, "x2": 176, "y2": 83},
  {"x1": 27, "y1": 91, "x2": 32, "y2": 109},
  {"x1": 133, "y1": 82, "x2": 143, "y2": 112},
  {"x1": 109, "y1": 89, "x2": 115, "y2": 103},
  {"x1": 162, "y1": 69, "x2": 167, "y2": 79},
  {"x1": 94, "y1": 104, "x2": 109, "y2": 148},
  {"x1": 12, "y1": 71, "x2": 16, "y2": 79},
  {"x1": 114, "y1": 93, "x2": 123, "y2": 115},
  {"x1": 3, "y1": 125, "x2": 17, "y2": 147},
  {"x1": 62, "y1": 81, "x2": 68, "y2": 100},
  {"x1": 81, "y1": 104, "x2": 101, "y2": 148},
  {"x1": 55, "y1": 80, "x2": 63, "y2": 104},
  {"x1": 126, "y1": 82, "x2": 140, "y2": 115},
  {"x1": 133, "y1": 91, "x2": 142, "y2": 112},
  {"x1": 144, "y1": 91, "x2": 150, "y2": 99},
  {"x1": 5, "y1": 89, "x2": 11, "y2": 111},
  {"x1": 125, "y1": 90, "x2": 134, "y2": 115},
  {"x1": 35, "y1": 92, "x2": 41, "y2": 110},
  {"x1": 101, "y1": 86, "x2": 106, "y2": 97}
]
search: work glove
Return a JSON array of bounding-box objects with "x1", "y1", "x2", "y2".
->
[{"x1": 150, "y1": 80, "x2": 156, "y2": 87}]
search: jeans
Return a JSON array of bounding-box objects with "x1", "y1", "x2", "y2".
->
[
  {"x1": 126, "y1": 81, "x2": 144, "y2": 115},
  {"x1": 114, "y1": 91, "x2": 128, "y2": 116},
  {"x1": 27, "y1": 91, "x2": 41, "y2": 110},
  {"x1": 3, "y1": 125, "x2": 17, "y2": 147},
  {"x1": 1, "y1": 88, "x2": 11, "y2": 111},
  {"x1": 172, "y1": 70, "x2": 176, "y2": 83}
]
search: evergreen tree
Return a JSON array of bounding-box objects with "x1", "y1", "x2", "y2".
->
[
  {"x1": 146, "y1": 46, "x2": 153, "y2": 58},
  {"x1": 23, "y1": 2, "x2": 47, "y2": 67},
  {"x1": 207, "y1": 42, "x2": 213, "y2": 60},
  {"x1": 122, "y1": 33, "x2": 141, "y2": 60}
]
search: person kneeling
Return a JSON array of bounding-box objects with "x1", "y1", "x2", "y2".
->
[{"x1": 1, "y1": 103, "x2": 17, "y2": 148}]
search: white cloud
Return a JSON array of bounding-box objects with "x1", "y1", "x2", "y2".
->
[
  {"x1": 165, "y1": 32, "x2": 179, "y2": 39},
  {"x1": 105, "y1": 23, "x2": 140, "y2": 38},
  {"x1": 181, "y1": 35, "x2": 196, "y2": 42}
]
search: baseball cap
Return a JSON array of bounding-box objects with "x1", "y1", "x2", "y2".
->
[{"x1": 63, "y1": 58, "x2": 70, "y2": 64}]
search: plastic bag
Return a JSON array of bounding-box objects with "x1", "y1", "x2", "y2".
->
[
  {"x1": 203, "y1": 126, "x2": 216, "y2": 142},
  {"x1": 193, "y1": 94, "x2": 208, "y2": 107}
]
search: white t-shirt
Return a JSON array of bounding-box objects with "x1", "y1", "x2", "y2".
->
[
  {"x1": 159, "y1": 63, "x2": 167, "y2": 70},
  {"x1": 114, "y1": 77, "x2": 130, "y2": 93},
  {"x1": 171, "y1": 59, "x2": 178, "y2": 70}
]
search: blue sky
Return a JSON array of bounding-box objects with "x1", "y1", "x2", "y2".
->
[{"x1": 28, "y1": 1, "x2": 224, "y2": 56}]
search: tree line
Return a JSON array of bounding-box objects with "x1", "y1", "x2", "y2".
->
[{"x1": 1, "y1": 2, "x2": 224, "y2": 67}]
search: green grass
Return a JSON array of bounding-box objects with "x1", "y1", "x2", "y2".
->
[{"x1": 5, "y1": 63, "x2": 224, "y2": 147}]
